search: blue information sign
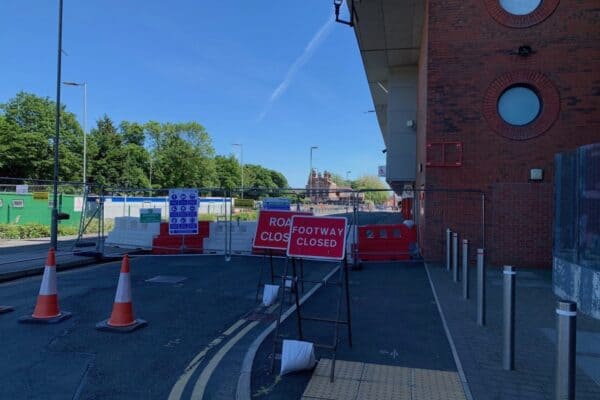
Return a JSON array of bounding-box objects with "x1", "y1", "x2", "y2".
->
[
  {"x1": 262, "y1": 197, "x2": 291, "y2": 211},
  {"x1": 168, "y1": 189, "x2": 198, "y2": 235}
]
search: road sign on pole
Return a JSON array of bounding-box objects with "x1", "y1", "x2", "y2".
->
[
  {"x1": 287, "y1": 215, "x2": 347, "y2": 260},
  {"x1": 168, "y1": 189, "x2": 198, "y2": 235}
]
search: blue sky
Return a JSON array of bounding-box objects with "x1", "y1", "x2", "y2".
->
[{"x1": 0, "y1": 0, "x2": 385, "y2": 188}]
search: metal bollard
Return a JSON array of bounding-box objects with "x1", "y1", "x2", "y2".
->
[
  {"x1": 446, "y1": 228, "x2": 451, "y2": 271},
  {"x1": 462, "y1": 239, "x2": 469, "y2": 299},
  {"x1": 452, "y1": 232, "x2": 459, "y2": 282},
  {"x1": 503, "y1": 265, "x2": 516, "y2": 370},
  {"x1": 477, "y1": 248, "x2": 486, "y2": 326},
  {"x1": 555, "y1": 300, "x2": 577, "y2": 400}
]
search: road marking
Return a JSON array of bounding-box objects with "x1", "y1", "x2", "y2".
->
[
  {"x1": 168, "y1": 318, "x2": 247, "y2": 400},
  {"x1": 236, "y1": 264, "x2": 341, "y2": 400},
  {"x1": 190, "y1": 321, "x2": 260, "y2": 399}
]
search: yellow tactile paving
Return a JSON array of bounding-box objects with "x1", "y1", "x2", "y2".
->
[
  {"x1": 361, "y1": 363, "x2": 412, "y2": 386},
  {"x1": 302, "y1": 376, "x2": 360, "y2": 400},
  {"x1": 314, "y1": 358, "x2": 365, "y2": 380},
  {"x1": 302, "y1": 359, "x2": 466, "y2": 400},
  {"x1": 356, "y1": 382, "x2": 411, "y2": 400}
]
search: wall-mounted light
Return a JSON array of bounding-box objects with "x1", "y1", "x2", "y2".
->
[
  {"x1": 406, "y1": 119, "x2": 416, "y2": 129},
  {"x1": 377, "y1": 81, "x2": 389, "y2": 94},
  {"x1": 530, "y1": 168, "x2": 543, "y2": 181},
  {"x1": 509, "y1": 45, "x2": 536, "y2": 57},
  {"x1": 333, "y1": 0, "x2": 357, "y2": 27}
]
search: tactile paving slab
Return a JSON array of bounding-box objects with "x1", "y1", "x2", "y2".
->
[
  {"x1": 302, "y1": 359, "x2": 466, "y2": 400},
  {"x1": 302, "y1": 376, "x2": 360, "y2": 400},
  {"x1": 314, "y1": 358, "x2": 364, "y2": 380}
]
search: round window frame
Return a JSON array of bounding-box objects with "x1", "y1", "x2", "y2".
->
[
  {"x1": 497, "y1": 85, "x2": 542, "y2": 126},
  {"x1": 484, "y1": 0, "x2": 560, "y2": 28},
  {"x1": 483, "y1": 71, "x2": 560, "y2": 140}
]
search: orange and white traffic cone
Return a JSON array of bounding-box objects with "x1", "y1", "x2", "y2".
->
[
  {"x1": 96, "y1": 254, "x2": 147, "y2": 332},
  {"x1": 19, "y1": 248, "x2": 72, "y2": 323}
]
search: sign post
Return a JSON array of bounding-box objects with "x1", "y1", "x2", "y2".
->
[
  {"x1": 253, "y1": 210, "x2": 311, "y2": 302},
  {"x1": 271, "y1": 215, "x2": 352, "y2": 382},
  {"x1": 140, "y1": 208, "x2": 161, "y2": 224}
]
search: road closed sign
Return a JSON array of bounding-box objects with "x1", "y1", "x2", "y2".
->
[
  {"x1": 253, "y1": 210, "x2": 311, "y2": 250},
  {"x1": 287, "y1": 215, "x2": 347, "y2": 260}
]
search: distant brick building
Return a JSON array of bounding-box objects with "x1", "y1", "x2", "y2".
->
[
  {"x1": 306, "y1": 170, "x2": 354, "y2": 204},
  {"x1": 348, "y1": 0, "x2": 599, "y2": 267}
]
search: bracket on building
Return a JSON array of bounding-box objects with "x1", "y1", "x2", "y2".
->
[
  {"x1": 426, "y1": 142, "x2": 463, "y2": 167},
  {"x1": 333, "y1": 0, "x2": 358, "y2": 27}
]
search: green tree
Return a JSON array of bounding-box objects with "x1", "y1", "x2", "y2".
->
[
  {"x1": 329, "y1": 173, "x2": 350, "y2": 187},
  {"x1": 147, "y1": 121, "x2": 217, "y2": 188},
  {"x1": 352, "y1": 175, "x2": 390, "y2": 204},
  {"x1": 120, "y1": 121, "x2": 145, "y2": 146},
  {"x1": 87, "y1": 115, "x2": 125, "y2": 188},
  {"x1": 0, "y1": 92, "x2": 83, "y2": 181},
  {"x1": 215, "y1": 155, "x2": 241, "y2": 190},
  {"x1": 270, "y1": 170, "x2": 288, "y2": 188}
]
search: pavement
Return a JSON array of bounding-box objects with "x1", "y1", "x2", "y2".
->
[
  {"x1": 0, "y1": 236, "x2": 132, "y2": 282},
  {"x1": 426, "y1": 263, "x2": 600, "y2": 400},
  {"x1": 250, "y1": 261, "x2": 463, "y2": 400}
]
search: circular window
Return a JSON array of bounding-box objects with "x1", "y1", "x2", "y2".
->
[
  {"x1": 483, "y1": 71, "x2": 560, "y2": 140},
  {"x1": 484, "y1": 0, "x2": 559, "y2": 28},
  {"x1": 499, "y1": 0, "x2": 541, "y2": 15},
  {"x1": 497, "y1": 86, "x2": 541, "y2": 125}
]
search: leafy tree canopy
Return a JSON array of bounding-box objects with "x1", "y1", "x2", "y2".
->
[{"x1": 352, "y1": 175, "x2": 390, "y2": 204}]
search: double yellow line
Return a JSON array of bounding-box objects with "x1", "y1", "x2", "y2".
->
[{"x1": 168, "y1": 303, "x2": 278, "y2": 400}]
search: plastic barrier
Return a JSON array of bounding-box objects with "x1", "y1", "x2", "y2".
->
[
  {"x1": 356, "y1": 223, "x2": 417, "y2": 261},
  {"x1": 203, "y1": 221, "x2": 257, "y2": 254},
  {"x1": 152, "y1": 222, "x2": 209, "y2": 254},
  {"x1": 105, "y1": 217, "x2": 160, "y2": 249}
]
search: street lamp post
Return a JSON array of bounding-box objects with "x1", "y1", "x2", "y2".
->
[
  {"x1": 51, "y1": 0, "x2": 64, "y2": 250},
  {"x1": 232, "y1": 143, "x2": 244, "y2": 198},
  {"x1": 310, "y1": 146, "x2": 318, "y2": 175},
  {"x1": 62, "y1": 81, "x2": 87, "y2": 186}
]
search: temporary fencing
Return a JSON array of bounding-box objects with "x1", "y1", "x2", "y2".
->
[{"x1": 1, "y1": 180, "x2": 486, "y2": 268}]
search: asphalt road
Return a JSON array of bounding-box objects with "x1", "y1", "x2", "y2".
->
[{"x1": 0, "y1": 254, "x2": 336, "y2": 400}]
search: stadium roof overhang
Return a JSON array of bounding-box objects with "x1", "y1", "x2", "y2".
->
[{"x1": 351, "y1": 0, "x2": 425, "y2": 137}]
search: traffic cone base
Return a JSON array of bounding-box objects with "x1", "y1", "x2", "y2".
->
[
  {"x1": 0, "y1": 306, "x2": 14, "y2": 314},
  {"x1": 19, "y1": 248, "x2": 71, "y2": 324},
  {"x1": 96, "y1": 254, "x2": 146, "y2": 333},
  {"x1": 19, "y1": 311, "x2": 72, "y2": 324},
  {"x1": 96, "y1": 318, "x2": 147, "y2": 333}
]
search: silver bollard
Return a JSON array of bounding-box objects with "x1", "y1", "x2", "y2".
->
[
  {"x1": 446, "y1": 229, "x2": 451, "y2": 271},
  {"x1": 452, "y1": 232, "x2": 459, "y2": 282},
  {"x1": 555, "y1": 300, "x2": 577, "y2": 400},
  {"x1": 477, "y1": 248, "x2": 486, "y2": 326},
  {"x1": 503, "y1": 265, "x2": 516, "y2": 370},
  {"x1": 462, "y1": 239, "x2": 469, "y2": 299}
]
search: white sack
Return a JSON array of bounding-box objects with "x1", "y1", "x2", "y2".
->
[
  {"x1": 262, "y1": 284, "x2": 279, "y2": 307},
  {"x1": 280, "y1": 340, "x2": 316, "y2": 375}
]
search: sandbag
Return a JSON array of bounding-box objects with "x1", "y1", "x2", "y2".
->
[{"x1": 280, "y1": 339, "x2": 316, "y2": 375}]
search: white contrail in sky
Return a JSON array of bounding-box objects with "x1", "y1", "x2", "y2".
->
[{"x1": 256, "y1": 17, "x2": 335, "y2": 122}]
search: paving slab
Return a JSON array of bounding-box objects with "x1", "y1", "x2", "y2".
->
[{"x1": 426, "y1": 263, "x2": 600, "y2": 400}]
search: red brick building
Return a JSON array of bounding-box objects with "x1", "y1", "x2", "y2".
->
[{"x1": 347, "y1": 0, "x2": 599, "y2": 267}]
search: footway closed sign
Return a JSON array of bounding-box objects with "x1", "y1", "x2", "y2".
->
[
  {"x1": 287, "y1": 215, "x2": 347, "y2": 260},
  {"x1": 253, "y1": 210, "x2": 311, "y2": 250}
]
